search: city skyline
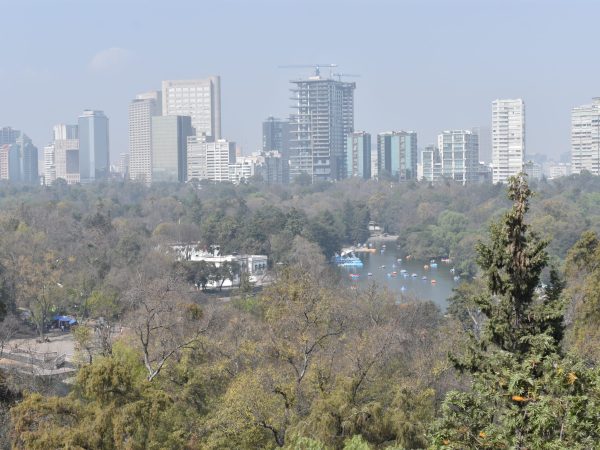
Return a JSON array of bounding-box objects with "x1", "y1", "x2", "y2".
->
[{"x1": 1, "y1": 0, "x2": 599, "y2": 164}]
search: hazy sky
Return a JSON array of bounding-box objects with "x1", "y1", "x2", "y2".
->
[{"x1": 1, "y1": 0, "x2": 599, "y2": 162}]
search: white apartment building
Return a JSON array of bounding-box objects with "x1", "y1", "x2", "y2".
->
[
  {"x1": 548, "y1": 163, "x2": 571, "y2": 179},
  {"x1": 229, "y1": 156, "x2": 257, "y2": 184},
  {"x1": 435, "y1": 130, "x2": 479, "y2": 184},
  {"x1": 492, "y1": 99, "x2": 525, "y2": 183},
  {"x1": 187, "y1": 138, "x2": 235, "y2": 182},
  {"x1": 43, "y1": 145, "x2": 56, "y2": 185},
  {"x1": 54, "y1": 138, "x2": 80, "y2": 184},
  {"x1": 45, "y1": 124, "x2": 79, "y2": 185},
  {"x1": 571, "y1": 98, "x2": 600, "y2": 175},
  {"x1": 162, "y1": 77, "x2": 221, "y2": 140},
  {"x1": 128, "y1": 91, "x2": 161, "y2": 184}
]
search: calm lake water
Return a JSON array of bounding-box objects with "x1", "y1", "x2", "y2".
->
[{"x1": 339, "y1": 248, "x2": 459, "y2": 310}]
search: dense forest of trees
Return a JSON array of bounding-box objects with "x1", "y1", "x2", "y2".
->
[{"x1": 1, "y1": 174, "x2": 600, "y2": 448}]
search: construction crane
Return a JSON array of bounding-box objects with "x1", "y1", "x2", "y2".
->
[
  {"x1": 278, "y1": 64, "x2": 338, "y2": 78},
  {"x1": 332, "y1": 73, "x2": 361, "y2": 82}
]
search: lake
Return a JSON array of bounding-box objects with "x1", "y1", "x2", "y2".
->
[{"x1": 339, "y1": 247, "x2": 459, "y2": 309}]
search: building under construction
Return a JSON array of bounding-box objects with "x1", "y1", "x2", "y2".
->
[{"x1": 288, "y1": 70, "x2": 355, "y2": 182}]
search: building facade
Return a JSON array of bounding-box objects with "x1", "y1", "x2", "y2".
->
[
  {"x1": 432, "y1": 130, "x2": 480, "y2": 184},
  {"x1": 78, "y1": 110, "x2": 109, "y2": 183},
  {"x1": 162, "y1": 77, "x2": 221, "y2": 140},
  {"x1": 129, "y1": 91, "x2": 161, "y2": 183},
  {"x1": 256, "y1": 151, "x2": 285, "y2": 184},
  {"x1": 492, "y1": 99, "x2": 525, "y2": 183},
  {"x1": 262, "y1": 117, "x2": 290, "y2": 183},
  {"x1": 43, "y1": 145, "x2": 56, "y2": 185},
  {"x1": 187, "y1": 138, "x2": 235, "y2": 183},
  {"x1": 346, "y1": 131, "x2": 371, "y2": 179},
  {"x1": 0, "y1": 127, "x2": 24, "y2": 145},
  {"x1": 229, "y1": 156, "x2": 256, "y2": 184},
  {"x1": 0, "y1": 136, "x2": 38, "y2": 184},
  {"x1": 421, "y1": 145, "x2": 442, "y2": 183},
  {"x1": 571, "y1": 97, "x2": 600, "y2": 175},
  {"x1": 377, "y1": 131, "x2": 418, "y2": 180},
  {"x1": 151, "y1": 115, "x2": 194, "y2": 183},
  {"x1": 289, "y1": 74, "x2": 355, "y2": 182},
  {"x1": 548, "y1": 163, "x2": 571, "y2": 179}
]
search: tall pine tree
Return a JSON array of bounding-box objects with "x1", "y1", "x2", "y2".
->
[{"x1": 431, "y1": 175, "x2": 600, "y2": 449}]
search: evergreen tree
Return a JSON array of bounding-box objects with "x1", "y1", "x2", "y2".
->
[{"x1": 431, "y1": 175, "x2": 600, "y2": 449}]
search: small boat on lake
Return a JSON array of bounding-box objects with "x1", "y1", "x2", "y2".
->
[{"x1": 431, "y1": 279, "x2": 437, "y2": 284}]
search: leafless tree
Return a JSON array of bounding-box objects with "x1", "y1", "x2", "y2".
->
[{"x1": 125, "y1": 267, "x2": 213, "y2": 381}]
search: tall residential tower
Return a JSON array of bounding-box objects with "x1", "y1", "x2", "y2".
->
[
  {"x1": 571, "y1": 97, "x2": 600, "y2": 175},
  {"x1": 289, "y1": 71, "x2": 355, "y2": 182},
  {"x1": 346, "y1": 131, "x2": 371, "y2": 179},
  {"x1": 376, "y1": 131, "x2": 418, "y2": 181},
  {"x1": 491, "y1": 99, "x2": 525, "y2": 183},
  {"x1": 128, "y1": 91, "x2": 161, "y2": 183}
]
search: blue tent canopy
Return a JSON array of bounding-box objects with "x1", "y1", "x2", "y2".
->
[{"x1": 53, "y1": 315, "x2": 77, "y2": 325}]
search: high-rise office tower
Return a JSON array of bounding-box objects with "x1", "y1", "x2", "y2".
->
[
  {"x1": 128, "y1": 91, "x2": 161, "y2": 183},
  {"x1": 289, "y1": 72, "x2": 355, "y2": 182},
  {"x1": 78, "y1": 110, "x2": 109, "y2": 183},
  {"x1": 53, "y1": 124, "x2": 78, "y2": 140},
  {"x1": 50, "y1": 123, "x2": 80, "y2": 185},
  {"x1": 492, "y1": 99, "x2": 525, "y2": 183},
  {"x1": 262, "y1": 117, "x2": 290, "y2": 183},
  {"x1": 571, "y1": 97, "x2": 600, "y2": 175},
  {"x1": 432, "y1": 130, "x2": 480, "y2": 184},
  {"x1": 376, "y1": 131, "x2": 418, "y2": 180},
  {"x1": 162, "y1": 77, "x2": 221, "y2": 140},
  {"x1": 0, "y1": 127, "x2": 25, "y2": 145},
  {"x1": 152, "y1": 115, "x2": 194, "y2": 182},
  {"x1": 187, "y1": 136, "x2": 235, "y2": 182},
  {"x1": 262, "y1": 117, "x2": 290, "y2": 154},
  {"x1": 346, "y1": 131, "x2": 371, "y2": 179},
  {"x1": 0, "y1": 134, "x2": 38, "y2": 184}
]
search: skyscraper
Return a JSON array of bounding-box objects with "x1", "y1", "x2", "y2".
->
[
  {"x1": 433, "y1": 130, "x2": 480, "y2": 184},
  {"x1": 78, "y1": 110, "x2": 109, "y2": 183},
  {"x1": 162, "y1": 77, "x2": 221, "y2": 140},
  {"x1": 571, "y1": 97, "x2": 600, "y2": 175},
  {"x1": 151, "y1": 115, "x2": 194, "y2": 183},
  {"x1": 376, "y1": 131, "x2": 418, "y2": 181},
  {"x1": 0, "y1": 127, "x2": 24, "y2": 145},
  {"x1": 346, "y1": 131, "x2": 371, "y2": 179},
  {"x1": 0, "y1": 135, "x2": 38, "y2": 184},
  {"x1": 289, "y1": 72, "x2": 355, "y2": 182},
  {"x1": 49, "y1": 123, "x2": 80, "y2": 185},
  {"x1": 492, "y1": 99, "x2": 525, "y2": 183},
  {"x1": 129, "y1": 91, "x2": 161, "y2": 183},
  {"x1": 262, "y1": 117, "x2": 290, "y2": 183}
]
